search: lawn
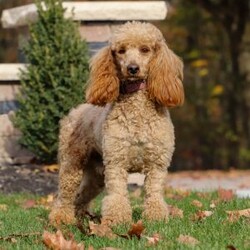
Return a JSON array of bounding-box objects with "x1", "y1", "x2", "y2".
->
[{"x1": 0, "y1": 189, "x2": 249, "y2": 250}]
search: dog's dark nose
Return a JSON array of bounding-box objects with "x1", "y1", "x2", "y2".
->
[{"x1": 127, "y1": 64, "x2": 139, "y2": 75}]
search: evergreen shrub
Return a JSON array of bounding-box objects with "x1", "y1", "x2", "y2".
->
[{"x1": 13, "y1": 0, "x2": 89, "y2": 163}]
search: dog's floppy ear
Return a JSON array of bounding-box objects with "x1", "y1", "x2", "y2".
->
[
  {"x1": 147, "y1": 41, "x2": 184, "y2": 107},
  {"x1": 86, "y1": 46, "x2": 119, "y2": 106}
]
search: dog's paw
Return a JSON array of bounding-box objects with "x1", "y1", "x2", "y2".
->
[
  {"x1": 102, "y1": 194, "x2": 132, "y2": 225},
  {"x1": 49, "y1": 206, "x2": 76, "y2": 226},
  {"x1": 143, "y1": 196, "x2": 169, "y2": 221}
]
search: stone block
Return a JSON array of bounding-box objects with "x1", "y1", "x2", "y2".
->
[
  {"x1": 0, "y1": 135, "x2": 34, "y2": 164},
  {"x1": 1, "y1": 1, "x2": 167, "y2": 28},
  {"x1": 0, "y1": 64, "x2": 27, "y2": 81},
  {"x1": 79, "y1": 24, "x2": 111, "y2": 42},
  {"x1": 0, "y1": 113, "x2": 21, "y2": 136}
]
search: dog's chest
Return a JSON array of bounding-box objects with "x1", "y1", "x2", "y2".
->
[
  {"x1": 102, "y1": 91, "x2": 174, "y2": 172},
  {"x1": 106, "y1": 91, "x2": 164, "y2": 135}
]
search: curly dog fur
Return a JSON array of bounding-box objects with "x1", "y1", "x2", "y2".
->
[{"x1": 49, "y1": 22, "x2": 184, "y2": 226}]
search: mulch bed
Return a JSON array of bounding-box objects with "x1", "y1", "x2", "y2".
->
[{"x1": 0, "y1": 164, "x2": 58, "y2": 195}]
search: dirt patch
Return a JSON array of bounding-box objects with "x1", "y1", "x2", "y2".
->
[{"x1": 0, "y1": 164, "x2": 58, "y2": 195}]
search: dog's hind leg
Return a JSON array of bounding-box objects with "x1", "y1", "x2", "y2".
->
[
  {"x1": 74, "y1": 151, "x2": 105, "y2": 218},
  {"x1": 49, "y1": 115, "x2": 89, "y2": 226}
]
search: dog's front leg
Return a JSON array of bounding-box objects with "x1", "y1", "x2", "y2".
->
[
  {"x1": 49, "y1": 160, "x2": 83, "y2": 226},
  {"x1": 143, "y1": 167, "x2": 169, "y2": 221},
  {"x1": 101, "y1": 153, "x2": 132, "y2": 225}
]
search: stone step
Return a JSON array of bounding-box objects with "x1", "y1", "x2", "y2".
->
[
  {"x1": 1, "y1": 1, "x2": 167, "y2": 28},
  {"x1": 0, "y1": 64, "x2": 27, "y2": 81}
]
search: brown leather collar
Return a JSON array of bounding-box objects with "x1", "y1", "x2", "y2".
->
[{"x1": 120, "y1": 79, "x2": 147, "y2": 94}]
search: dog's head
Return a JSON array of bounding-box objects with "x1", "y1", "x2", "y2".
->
[{"x1": 86, "y1": 22, "x2": 184, "y2": 107}]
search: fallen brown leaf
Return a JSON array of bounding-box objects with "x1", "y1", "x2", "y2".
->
[
  {"x1": 218, "y1": 188, "x2": 234, "y2": 201},
  {"x1": 38, "y1": 194, "x2": 54, "y2": 209},
  {"x1": 226, "y1": 208, "x2": 250, "y2": 222},
  {"x1": 196, "y1": 192, "x2": 208, "y2": 199},
  {"x1": 21, "y1": 199, "x2": 36, "y2": 209},
  {"x1": 127, "y1": 220, "x2": 145, "y2": 239},
  {"x1": 210, "y1": 202, "x2": 216, "y2": 209},
  {"x1": 88, "y1": 221, "x2": 116, "y2": 239},
  {"x1": 42, "y1": 164, "x2": 59, "y2": 173},
  {"x1": 177, "y1": 234, "x2": 199, "y2": 246},
  {"x1": 42, "y1": 230, "x2": 84, "y2": 250},
  {"x1": 228, "y1": 208, "x2": 250, "y2": 218},
  {"x1": 0, "y1": 204, "x2": 7, "y2": 211},
  {"x1": 165, "y1": 187, "x2": 190, "y2": 200},
  {"x1": 211, "y1": 199, "x2": 221, "y2": 207},
  {"x1": 113, "y1": 220, "x2": 145, "y2": 240},
  {"x1": 192, "y1": 210, "x2": 213, "y2": 221},
  {"x1": 191, "y1": 200, "x2": 203, "y2": 208},
  {"x1": 144, "y1": 233, "x2": 161, "y2": 246},
  {"x1": 9, "y1": 238, "x2": 17, "y2": 243},
  {"x1": 169, "y1": 205, "x2": 184, "y2": 218}
]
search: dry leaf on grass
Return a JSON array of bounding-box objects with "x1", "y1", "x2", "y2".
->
[
  {"x1": 168, "y1": 205, "x2": 184, "y2": 218},
  {"x1": 210, "y1": 199, "x2": 221, "y2": 207},
  {"x1": 144, "y1": 233, "x2": 162, "y2": 246},
  {"x1": 88, "y1": 221, "x2": 116, "y2": 239},
  {"x1": 127, "y1": 220, "x2": 145, "y2": 239},
  {"x1": 165, "y1": 187, "x2": 190, "y2": 200},
  {"x1": 226, "y1": 208, "x2": 250, "y2": 222},
  {"x1": 196, "y1": 192, "x2": 209, "y2": 199},
  {"x1": 177, "y1": 234, "x2": 199, "y2": 246},
  {"x1": 42, "y1": 164, "x2": 59, "y2": 173},
  {"x1": 113, "y1": 220, "x2": 145, "y2": 240},
  {"x1": 21, "y1": 199, "x2": 36, "y2": 209},
  {"x1": 210, "y1": 202, "x2": 216, "y2": 209},
  {"x1": 191, "y1": 210, "x2": 213, "y2": 221},
  {"x1": 38, "y1": 194, "x2": 54, "y2": 209},
  {"x1": 218, "y1": 188, "x2": 234, "y2": 201},
  {"x1": 43, "y1": 230, "x2": 84, "y2": 250},
  {"x1": 191, "y1": 200, "x2": 203, "y2": 208},
  {"x1": 0, "y1": 204, "x2": 7, "y2": 211},
  {"x1": 227, "y1": 208, "x2": 250, "y2": 217}
]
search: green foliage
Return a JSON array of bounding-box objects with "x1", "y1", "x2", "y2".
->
[{"x1": 13, "y1": 0, "x2": 89, "y2": 163}]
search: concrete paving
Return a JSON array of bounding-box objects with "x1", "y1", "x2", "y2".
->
[{"x1": 128, "y1": 170, "x2": 250, "y2": 198}]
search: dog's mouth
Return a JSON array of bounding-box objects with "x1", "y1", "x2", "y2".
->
[{"x1": 120, "y1": 79, "x2": 147, "y2": 94}]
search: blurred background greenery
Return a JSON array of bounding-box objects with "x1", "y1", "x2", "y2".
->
[{"x1": 0, "y1": 0, "x2": 249, "y2": 170}]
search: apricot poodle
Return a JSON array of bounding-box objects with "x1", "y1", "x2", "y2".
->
[{"x1": 49, "y1": 21, "x2": 184, "y2": 226}]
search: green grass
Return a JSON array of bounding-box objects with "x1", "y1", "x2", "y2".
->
[{"x1": 0, "y1": 191, "x2": 249, "y2": 250}]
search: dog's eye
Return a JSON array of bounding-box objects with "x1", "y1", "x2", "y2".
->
[
  {"x1": 118, "y1": 48, "x2": 126, "y2": 54},
  {"x1": 140, "y1": 46, "x2": 150, "y2": 53}
]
